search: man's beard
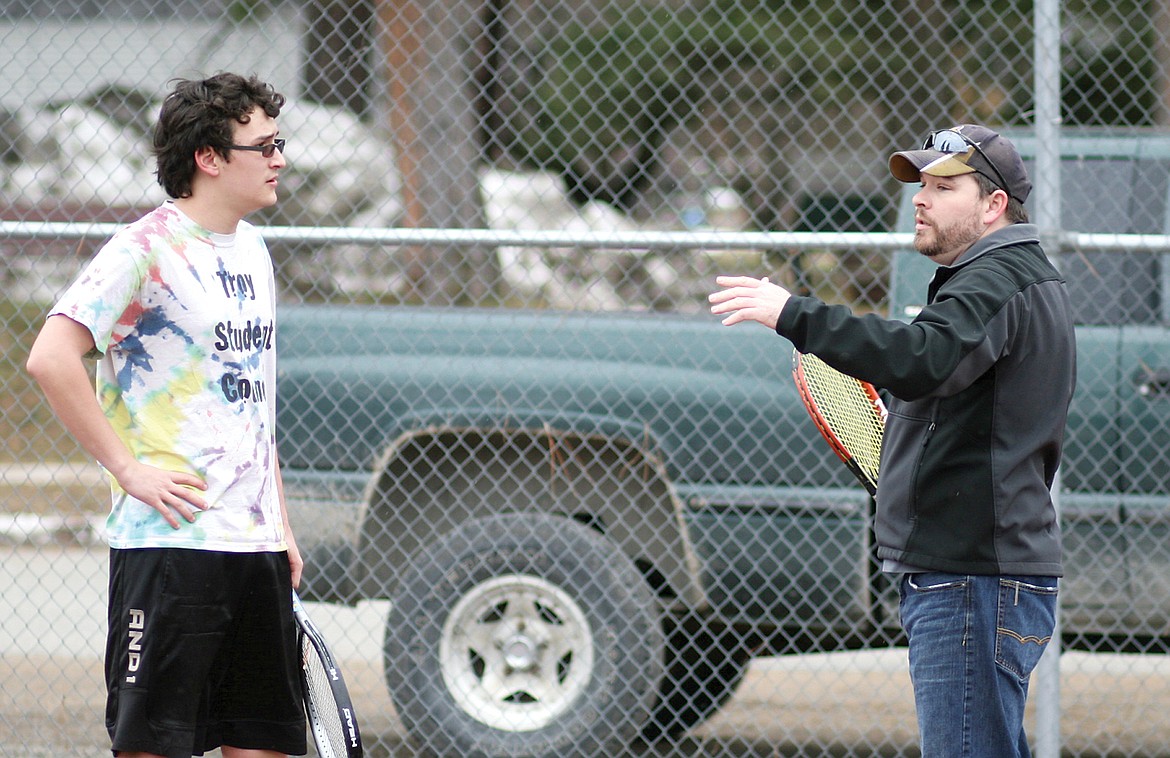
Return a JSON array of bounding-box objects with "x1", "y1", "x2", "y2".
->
[{"x1": 914, "y1": 211, "x2": 984, "y2": 261}]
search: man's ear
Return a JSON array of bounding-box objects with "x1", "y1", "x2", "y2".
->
[
  {"x1": 984, "y1": 187, "x2": 1009, "y2": 223},
  {"x1": 193, "y1": 146, "x2": 222, "y2": 177}
]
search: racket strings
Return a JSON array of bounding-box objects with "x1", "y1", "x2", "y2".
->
[
  {"x1": 797, "y1": 353, "x2": 885, "y2": 485},
  {"x1": 302, "y1": 635, "x2": 350, "y2": 756}
]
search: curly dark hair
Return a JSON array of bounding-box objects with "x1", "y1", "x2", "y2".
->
[{"x1": 152, "y1": 72, "x2": 285, "y2": 199}]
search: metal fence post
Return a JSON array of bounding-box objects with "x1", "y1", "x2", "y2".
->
[{"x1": 1032, "y1": 0, "x2": 1063, "y2": 755}]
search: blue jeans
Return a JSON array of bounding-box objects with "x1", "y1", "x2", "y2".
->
[{"x1": 899, "y1": 573, "x2": 1058, "y2": 758}]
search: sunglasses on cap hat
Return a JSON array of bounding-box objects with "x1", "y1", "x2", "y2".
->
[{"x1": 923, "y1": 129, "x2": 1012, "y2": 199}]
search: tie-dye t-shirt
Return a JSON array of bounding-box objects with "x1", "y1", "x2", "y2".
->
[{"x1": 50, "y1": 203, "x2": 286, "y2": 552}]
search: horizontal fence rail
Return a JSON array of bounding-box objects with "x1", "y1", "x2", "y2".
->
[{"x1": 7, "y1": 223, "x2": 1170, "y2": 253}]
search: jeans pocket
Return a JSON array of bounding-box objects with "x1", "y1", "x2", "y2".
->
[
  {"x1": 899, "y1": 573, "x2": 968, "y2": 638},
  {"x1": 995, "y1": 577, "x2": 1058, "y2": 683},
  {"x1": 906, "y1": 572, "x2": 967, "y2": 593}
]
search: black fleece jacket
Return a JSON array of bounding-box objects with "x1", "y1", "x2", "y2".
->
[{"x1": 776, "y1": 224, "x2": 1076, "y2": 576}]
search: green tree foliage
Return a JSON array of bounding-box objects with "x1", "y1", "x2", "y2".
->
[
  {"x1": 1062, "y1": 0, "x2": 1158, "y2": 126},
  {"x1": 509, "y1": 0, "x2": 906, "y2": 209},
  {"x1": 496, "y1": 0, "x2": 1161, "y2": 216}
]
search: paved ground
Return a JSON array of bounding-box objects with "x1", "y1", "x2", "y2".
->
[{"x1": 5, "y1": 544, "x2": 1170, "y2": 757}]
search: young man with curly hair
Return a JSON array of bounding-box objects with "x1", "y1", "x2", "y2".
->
[{"x1": 27, "y1": 72, "x2": 305, "y2": 758}]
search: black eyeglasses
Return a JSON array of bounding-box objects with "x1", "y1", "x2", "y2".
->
[
  {"x1": 226, "y1": 138, "x2": 286, "y2": 158},
  {"x1": 923, "y1": 129, "x2": 1009, "y2": 197}
]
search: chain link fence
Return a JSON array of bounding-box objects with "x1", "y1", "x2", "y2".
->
[{"x1": 4, "y1": 0, "x2": 1170, "y2": 756}]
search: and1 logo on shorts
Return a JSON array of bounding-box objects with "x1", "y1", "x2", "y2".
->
[{"x1": 51, "y1": 203, "x2": 285, "y2": 552}]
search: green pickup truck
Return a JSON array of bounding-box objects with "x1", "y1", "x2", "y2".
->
[{"x1": 276, "y1": 134, "x2": 1170, "y2": 757}]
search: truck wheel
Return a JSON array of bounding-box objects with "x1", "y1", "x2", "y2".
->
[{"x1": 385, "y1": 513, "x2": 665, "y2": 758}]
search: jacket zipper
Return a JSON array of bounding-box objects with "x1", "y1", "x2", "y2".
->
[{"x1": 908, "y1": 410, "x2": 939, "y2": 522}]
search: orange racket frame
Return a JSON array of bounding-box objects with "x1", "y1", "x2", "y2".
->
[{"x1": 792, "y1": 350, "x2": 886, "y2": 496}]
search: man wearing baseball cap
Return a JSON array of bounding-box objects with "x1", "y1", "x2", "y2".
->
[{"x1": 710, "y1": 124, "x2": 1076, "y2": 757}]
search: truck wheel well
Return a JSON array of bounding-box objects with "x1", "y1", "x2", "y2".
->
[{"x1": 352, "y1": 425, "x2": 702, "y2": 606}]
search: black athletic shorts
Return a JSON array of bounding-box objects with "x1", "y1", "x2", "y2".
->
[{"x1": 105, "y1": 548, "x2": 307, "y2": 757}]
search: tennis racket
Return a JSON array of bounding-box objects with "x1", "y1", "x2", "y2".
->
[
  {"x1": 292, "y1": 590, "x2": 363, "y2": 758},
  {"x1": 792, "y1": 349, "x2": 887, "y2": 495}
]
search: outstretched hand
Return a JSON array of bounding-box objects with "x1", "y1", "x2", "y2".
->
[{"x1": 708, "y1": 275, "x2": 793, "y2": 330}]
